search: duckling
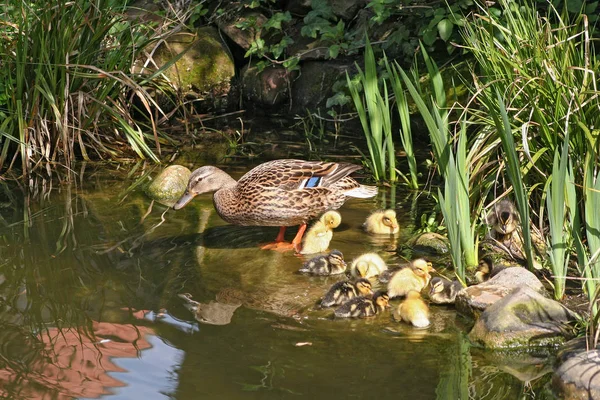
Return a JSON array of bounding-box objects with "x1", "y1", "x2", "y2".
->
[
  {"x1": 350, "y1": 253, "x2": 388, "y2": 279},
  {"x1": 299, "y1": 210, "x2": 342, "y2": 254},
  {"x1": 486, "y1": 199, "x2": 519, "y2": 241},
  {"x1": 428, "y1": 277, "x2": 464, "y2": 304},
  {"x1": 363, "y1": 209, "x2": 400, "y2": 235},
  {"x1": 474, "y1": 256, "x2": 507, "y2": 283},
  {"x1": 334, "y1": 290, "x2": 390, "y2": 318},
  {"x1": 320, "y1": 278, "x2": 373, "y2": 308},
  {"x1": 387, "y1": 258, "x2": 434, "y2": 298},
  {"x1": 299, "y1": 250, "x2": 347, "y2": 275},
  {"x1": 396, "y1": 290, "x2": 430, "y2": 328}
]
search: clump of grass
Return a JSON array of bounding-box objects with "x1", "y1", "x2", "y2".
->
[{"x1": 0, "y1": 0, "x2": 169, "y2": 175}]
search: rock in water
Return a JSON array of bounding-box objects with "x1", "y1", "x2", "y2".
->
[
  {"x1": 456, "y1": 267, "x2": 544, "y2": 318},
  {"x1": 146, "y1": 165, "x2": 191, "y2": 205},
  {"x1": 468, "y1": 286, "x2": 577, "y2": 349}
]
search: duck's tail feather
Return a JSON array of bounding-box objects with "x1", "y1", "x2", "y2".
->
[{"x1": 344, "y1": 184, "x2": 378, "y2": 199}]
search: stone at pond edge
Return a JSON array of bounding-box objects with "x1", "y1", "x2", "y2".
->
[
  {"x1": 146, "y1": 165, "x2": 191, "y2": 205},
  {"x1": 150, "y1": 27, "x2": 234, "y2": 96},
  {"x1": 409, "y1": 232, "x2": 449, "y2": 255},
  {"x1": 290, "y1": 61, "x2": 355, "y2": 113},
  {"x1": 552, "y1": 350, "x2": 600, "y2": 399},
  {"x1": 242, "y1": 63, "x2": 297, "y2": 107},
  {"x1": 216, "y1": 11, "x2": 268, "y2": 51},
  {"x1": 456, "y1": 267, "x2": 545, "y2": 319},
  {"x1": 468, "y1": 286, "x2": 576, "y2": 349}
]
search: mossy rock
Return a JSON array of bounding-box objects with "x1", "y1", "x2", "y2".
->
[
  {"x1": 146, "y1": 165, "x2": 191, "y2": 205},
  {"x1": 153, "y1": 27, "x2": 235, "y2": 95},
  {"x1": 409, "y1": 232, "x2": 449, "y2": 255},
  {"x1": 468, "y1": 286, "x2": 577, "y2": 349}
]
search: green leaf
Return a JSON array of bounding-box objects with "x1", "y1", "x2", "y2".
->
[
  {"x1": 422, "y1": 28, "x2": 437, "y2": 46},
  {"x1": 438, "y1": 19, "x2": 454, "y2": 41},
  {"x1": 328, "y1": 44, "x2": 340, "y2": 59},
  {"x1": 263, "y1": 12, "x2": 292, "y2": 30}
]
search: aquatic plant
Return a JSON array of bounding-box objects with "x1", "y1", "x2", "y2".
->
[
  {"x1": 385, "y1": 56, "x2": 419, "y2": 189},
  {"x1": 462, "y1": 0, "x2": 600, "y2": 303},
  {"x1": 396, "y1": 50, "x2": 478, "y2": 278},
  {"x1": 346, "y1": 39, "x2": 397, "y2": 183},
  {"x1": 0, "y1": 0, "x2": 167, "y2": 175}
]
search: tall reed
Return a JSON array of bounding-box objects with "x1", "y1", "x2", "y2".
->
[
  {"x1": 385, "y1": 56, "x2": 419, "y2": 189},
  {"x1": 545, "y1": 134, "x2": 572, "y2": 299},
  {"x1": 0, "y1": 0, "x2": 165, "y2": 175},
  {"x1": 462, "y1": 0, "x2": 600, "y2": 304},
  {"x1": 347, "y1": 39, "x2": 396, "y2": 182},
  {"x1": 396, "y1": 51, "x2": 478, "y2": 275}
]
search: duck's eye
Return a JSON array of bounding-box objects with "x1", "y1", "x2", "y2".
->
[{"x1": 383, "y1": 217, "x2": 390, "y2": 222}]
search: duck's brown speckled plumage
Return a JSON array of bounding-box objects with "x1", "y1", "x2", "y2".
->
[{"x1": 174, "y1": 159, "x2": 377, "y2": 227}]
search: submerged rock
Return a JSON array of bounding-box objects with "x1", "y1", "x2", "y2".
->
[
  {"x1": 456, "y1": 267, "x2": 544, "y2": 318},
  {"x1": 146, "y1": 165, "x2": 191, "y2": 205},
  {"x1": 410, "y1": 232, "x2": 449, "y2": 255},
  {"x1": 468, "y1": 286, "x2": 576, "y2": 349},
  {"x1": 179, "y1": 293, "x2": 241, "y2": 326}
]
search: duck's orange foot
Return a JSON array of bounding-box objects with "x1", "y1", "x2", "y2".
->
[{"x1": 260, "y1": 242, "x2": 301, "y2": 252}]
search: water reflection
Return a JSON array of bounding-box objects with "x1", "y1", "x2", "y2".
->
[{"x1": 0, "y1": 166, "x2": 555, "y2": 399}]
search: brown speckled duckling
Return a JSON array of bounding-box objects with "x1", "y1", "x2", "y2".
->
[
  {"x1": 334, "y1": 291, "x2": 389, "y2": 318},
  {"x1": 320, "y1": 278, "x2": 373, "y2": 308},
  {"x1": 428, "y1": 277, "x2": 463, "y2": 304},
  {"x1": 299, "y1": 250, "x2": 347, "y2": 275}
]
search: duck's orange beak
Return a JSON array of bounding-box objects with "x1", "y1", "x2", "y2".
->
[{"x1": 173, "y1": 191, "x2": 196, "y2": 210}]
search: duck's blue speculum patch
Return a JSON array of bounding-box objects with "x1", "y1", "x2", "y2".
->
[{"x1": 305, "y1": 176, "x2": 321, "y2": 188}]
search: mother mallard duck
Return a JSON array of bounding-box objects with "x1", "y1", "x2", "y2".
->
[{"x1": 173, "y1": 159, "x2": 377, "y2": 251}]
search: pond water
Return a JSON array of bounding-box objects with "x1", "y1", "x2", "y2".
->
[{"x1": 0, "y1": 158, "x2": 555, "y2": 399}]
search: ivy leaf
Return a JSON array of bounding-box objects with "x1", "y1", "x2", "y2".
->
[
  {"x1": 283, "y1": 57, "x2": 300, "y2": 71},
  {"x1": 263, "y1": 12, "x2": 292, "y2": 31},
  {"x1": 437, "y1": 19, "x2": 454, "y2": 41},
  {"x1": 328, "y1": 44, "x2": 340, "y2": 59},
  {"x1": 326, "y1": 92, "x2": 350, "y2": 108}
]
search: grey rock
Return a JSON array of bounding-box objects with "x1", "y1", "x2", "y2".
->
[
  {"x1": 216, "y1": 11, "x2": 268, "y2": 51},
  {"x1": 456, "y1": 267, "x2": 544, "y2": 318},
  {"x1": 552, "y1": 350, "x2": 600, "y2": 399},
  {"x1": 468, "y1": 286, "x2": 576, "y2": 349},
  {"x1": 242, "y1": 63, "x2": 297, "y2": 107},
  {"x1": 290, "y1": 61, "x2": 354, "y2": 113}
]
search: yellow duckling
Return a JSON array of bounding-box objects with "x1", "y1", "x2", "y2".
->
[
  {"x1": 320, "y1": 278, "x2": 373, "y2": 308},
  {"x1": 299, "y1": 210, "x2": 342, "y2": 254},
  {"x1": 334, "y1": 291, "x2": 389, "y2": 318},
  {"x1": 387, "y1": 258, "x2": 434, "y2": 298},
  {"x1": 428, "y1": 277, "x2": 464, "y2": 304},
  {"x1": 474, "y1": 256, "x2": 507, "y2": 283},
  {"x1": 486, "y1": 199, "x2": 519, "y2": 241},
  {"x1": 350, "y1": 253, "x2": 388, "y2": 279},
  {"x1": 299, "y1": 250, "x2": 347, "y2": 275},
  {"x1": 396, "y1": 290, "x2": 430, "y2": 327},
  {"x1": 363, "y1": 209, "x2": 400, "y2": 235}
]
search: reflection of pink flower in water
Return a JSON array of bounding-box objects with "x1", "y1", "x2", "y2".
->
[{"x1": 0, "y1": 320, "x2": 154, "y2": 399}]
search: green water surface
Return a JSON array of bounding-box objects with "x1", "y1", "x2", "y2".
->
[{"x1": 0, "y1": 161, "x2": 552, "y2": 399}]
